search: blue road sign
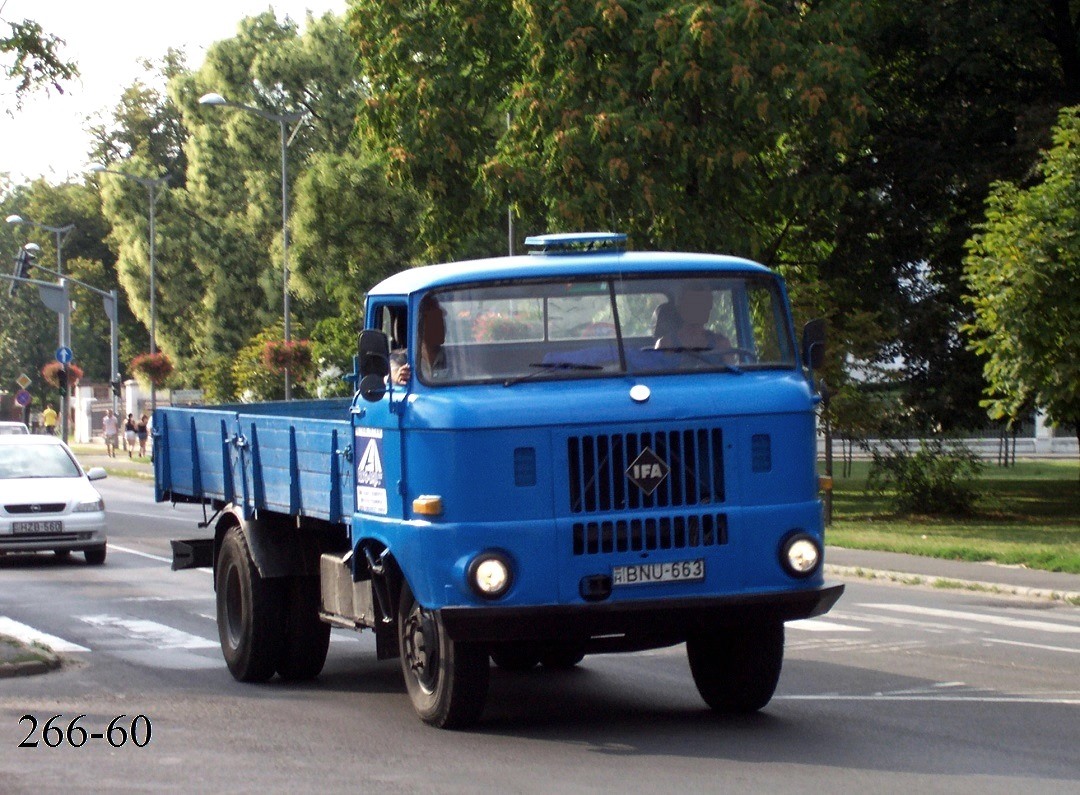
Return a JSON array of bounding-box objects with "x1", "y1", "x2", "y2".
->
[
  {"x1": 15, "y1": 390, "x2": 31, "y2": 407},
  {"x1": 56, "y1": 346, "x2": 73, "y2": 364}
]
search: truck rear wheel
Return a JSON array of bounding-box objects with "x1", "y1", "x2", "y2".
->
[
  {"x1": 686, "y1": 621, "x2": 784, "y2": 714},
  {"x1": 489, "y1": 643, "x2": 540, "y2": 671},
  {"x1": 275, "y1": 576, "x2": 331, "y2": 681},
  {"x1": 539, "y1": 642, "x2": 586, "y2": 670},
  {"x1": 217, "y1": 527, "x2": 284, "y2": 682},
  {"x1": 398, "y1": 583, "x2": 488, "y2": 729}
]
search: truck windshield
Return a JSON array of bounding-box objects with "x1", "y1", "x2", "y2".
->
[{"x1": 417, "y1": 274, "x2": 795, "y2": 386}]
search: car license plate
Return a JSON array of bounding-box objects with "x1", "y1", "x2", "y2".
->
[
  {"x1": 612, "y1": 558, "x2": 705, "y2": 586},
  {"x1": 12, "y1": 521, "x2": 63, "y2": 534}
]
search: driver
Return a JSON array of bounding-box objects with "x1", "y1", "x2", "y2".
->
[{"x1": 655, "y1": 284, "x2": 735, "y2": 360}]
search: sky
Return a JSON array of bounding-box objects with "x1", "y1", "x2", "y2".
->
[{"x1": 1, "y1": 0, "x2": 347, "y2": 186}]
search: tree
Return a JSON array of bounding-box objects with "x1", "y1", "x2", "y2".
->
[
  {"x1": 3, "y1": 179, "x2": 138, "y2": 384},
  {"x1": 348, "y1": 0, "x2": 521, "y2": 262},
  {"x1": 821, "y1": 0, "x2": 1080, "y2": 431},
  {"x1": 0, "y1": 15, "x2": 77, "y2": 107},
  {"x1": 95, "y1": 12, "x2": 368, "y2": 396},
  {"x1": 964, "y1": 105, "x2": 1080, "y2": 461}
]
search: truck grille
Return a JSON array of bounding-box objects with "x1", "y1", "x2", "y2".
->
[
  {"x1": 567, "y1": 428, "x2": 724, "y2": 513},
  {"x1": 572, "y1": 513, "x2": 728, "y2": 556}
]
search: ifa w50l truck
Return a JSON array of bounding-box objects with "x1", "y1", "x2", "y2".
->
[{"x1": 160, "y1": 232, "x2": 843, "y2": 728}]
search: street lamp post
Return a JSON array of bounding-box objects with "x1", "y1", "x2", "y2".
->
[
  {"x1": 6, "y1": 215, "x2": 75, "y2": 440},
  {"x1": 14, "y1": 243, "x2": 121, "y2": 432},
  {"x1": 199, "y1": 91, "x2": 306, "y2": 401},
  {"x1": 91, "y1": 166, "x2": 169, "y2": 413}
]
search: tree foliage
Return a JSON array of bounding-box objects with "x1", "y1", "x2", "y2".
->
[
  {"x1": 0, "y1": 15, "x2": 77, "y2": 107},
  {"x1": 964, "y1": 105, "x2": 1080, "y2": 442}
]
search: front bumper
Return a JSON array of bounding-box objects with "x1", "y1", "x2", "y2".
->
[
  {"x1": 439, "y1": 582, "x2": 843, "y2": 644},
  {"x1": 0, "y1": 513, "x2": 107, "y2": 554}
]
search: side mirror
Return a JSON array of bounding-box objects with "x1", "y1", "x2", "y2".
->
[
  {"x1": 357, "y1": 329, "x2": 390, "y2": 403},
  {"x1": 801, "y1": 318, "x2": 826, "y2": 371}
]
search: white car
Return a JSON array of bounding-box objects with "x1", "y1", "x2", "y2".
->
[
  {"x1": 0, "y1": 421, "x2": 30, "y2": 435},
  {"x1": 0, "y1": 435, "x2": 108, "y2": 564}
]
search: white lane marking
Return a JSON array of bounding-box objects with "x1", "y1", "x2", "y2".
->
[
  {"x1": 985, "y1": 638, "x2": 1080, "y2": 655},
  {"x1": 110, "y1": 544, "x2": 212, "y2": 574},
  {"x1": 108, "y1": 544, "x2": 172, "y2": 564},
  {"x1": 861, "y1": 603, "x2": 1080, "y2": 634},
  {"x1": 777, "y1": 695, "x2": 1080, "y2": 705},
  {"x1": 78, "y1": 614, "x2": 217, "y2": 649},
  {"x1": 0, "y1": 616, "x2": 90, "y2": 652},
  {"x1": 108, "y1": 510, "x2": 201, "y2": 524},
  {"x1": 788, "y1": 619, "x2": 870, "y2": 633}
]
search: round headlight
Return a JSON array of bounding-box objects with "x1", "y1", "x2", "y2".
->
[
  {"x1": 780, "y1": 532, "x2": 821, "y2": 578},
  {"x1": 468, "y1": 553, "x2": 513, "y2": 599}
]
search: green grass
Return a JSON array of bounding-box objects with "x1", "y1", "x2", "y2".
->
[{"x1": 824, "y1": 459, "x2": 1080, "y2": 574}]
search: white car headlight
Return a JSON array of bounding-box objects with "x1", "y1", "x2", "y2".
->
[{"x1": 75, "y1": 498, "x2": 104, "y2": 513}]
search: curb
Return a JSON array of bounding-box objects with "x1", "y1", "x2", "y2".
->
[
  {"x1": 826, "y1": 564, "x2": 1080, "y2": 605},
  {"x1": 0, "y1": 647, "x2": 62, "y2": 679}
]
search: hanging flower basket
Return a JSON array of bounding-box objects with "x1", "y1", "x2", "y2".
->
[
  {"x1": 41, "y1": 361, "x2": 83, "y2": 389},
  {"x1": 262, "y1": 339, "x2": 313, "y2": 377},
  {"x1": 130, "y1": 352, "x2": 174, "y2": 387}
]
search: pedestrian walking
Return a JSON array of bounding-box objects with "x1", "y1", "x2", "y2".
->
[
  {"x1": 124, "y1": 413, "x2": 137, "y2": 458},
  {"x1": 102, "y1": 409, "x2": 119, "y2": 458}
]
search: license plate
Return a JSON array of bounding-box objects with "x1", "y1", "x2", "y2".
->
[
  {"x1": 12, "y1": 521, "x2": 63, "y2": 534},
  {"x1": 612, "y1": 558, "x2": 705, "y2": 586}
]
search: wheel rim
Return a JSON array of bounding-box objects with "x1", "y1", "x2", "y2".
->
[
  {"x1": 224, "y1": 562, "x2": 244, "y2": 648},
  {"x1": 402, "y1": 603, "x2": 439, "y2": 694}
]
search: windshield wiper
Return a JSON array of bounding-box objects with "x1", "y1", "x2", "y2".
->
[{"x1": 504, "y1": 361, "x2": 603, "y2": 387}]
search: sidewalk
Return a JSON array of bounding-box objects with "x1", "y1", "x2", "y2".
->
[{"x1": 71, "y1": 444, "x2": 154, "y2": 479}]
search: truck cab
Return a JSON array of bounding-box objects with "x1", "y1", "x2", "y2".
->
[{"x1": 346, "y1": 232, "x2": 840, "y2": 725}]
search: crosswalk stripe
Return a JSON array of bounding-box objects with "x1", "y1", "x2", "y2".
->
[
  {"x1": 788, "y1": 618, "x2": 870, "y2": 632},
  {"x1": 0, "y1": 616, "x2": 89, "y2": 652},
  {"x1": 78, "y1": 614, "x2": 217, "y2": 649},
  {"x1": 860, "y1": 603, "x2": 1079, "y2": 634}
]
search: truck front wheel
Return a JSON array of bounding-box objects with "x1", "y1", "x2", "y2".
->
[
  {"x1": 686, "y1": 621, "x2": 784, "y2": 714},
  {"x1": 216, "y1": 527, "x2": 284, "y2": 682},
  {"x1": 398, "y1": 583, "x2": 489, "y2": 729}
]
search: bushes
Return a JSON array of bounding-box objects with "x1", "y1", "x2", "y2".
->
[{"x1": 867, "y1": 439, "x2": 983, "y2": 515}]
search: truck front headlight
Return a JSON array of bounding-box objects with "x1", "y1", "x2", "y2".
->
[
  {"x1": 779, "y1": 532, "x2": 820, "y2": 578},
  {"x1": 468, "y1": 552, "x2": 513, "y2": 599}
]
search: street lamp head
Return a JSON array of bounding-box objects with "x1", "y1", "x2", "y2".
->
[
  {"x1": 5, "y1": 214, "x2": 24, "y2": 224},
  {"x1": 22, "y1": 242, "x2": 41, "y2": 253},
  {"x1": 199, "y1": 92, "x2": 228, "y2": 106},
  {"x1": 89, "y1": 165, "x2": 107, "y2": 174}
]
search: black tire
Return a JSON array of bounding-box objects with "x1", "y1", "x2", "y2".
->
[
  {"x1": 686, "y1": 621, "x2": 784, "y2": 714},
  {"x1": 539, "y1": 642, "x2": 586, "y2": 670},
  {"x1": 275, "y1": 576, "x2": 331, "y2": 681},
  {"x1": 216, "y1": 527, "x2": 284, "y2": 682},
  {"x1": 84, "y1": 545, "x2": 107, "y2": 565},
  {"x1": 489, "y1": 643, "x2": 540, "y2": 672},
  {"x1": 398, "y1": 582, "x2": 488, "y2": 729}
]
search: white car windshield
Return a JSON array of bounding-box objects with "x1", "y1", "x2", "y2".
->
[
  {"x1": 417, "y1": 273, "x2": 795, "y2": 385},
  {"x1": 0, "y1": 445, "x2": 82, "y2": 479}
]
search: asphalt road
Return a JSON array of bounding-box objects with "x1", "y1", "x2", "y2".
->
[{"x1": 1, "y1": 477, "x2": 1077, "y2": 793}]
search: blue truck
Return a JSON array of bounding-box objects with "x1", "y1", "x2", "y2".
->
[{"x1": 159, "y1": 232, "x2": 843, "y2": 728}]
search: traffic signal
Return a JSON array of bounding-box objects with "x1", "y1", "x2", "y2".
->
[
  {"x1": 57, "y1": 367, "x2": 68, "y2": 395},
  {"x1": 7, "y1": 249, "x2": 34, "y2": 297},
  {"x1": 110, "y1": 377, "x2": 122, "y2": 398}
]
